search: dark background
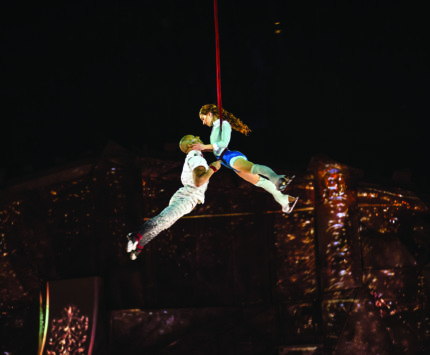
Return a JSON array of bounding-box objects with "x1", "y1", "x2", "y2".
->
[
  {"x1": 4, "y1": 0, "x2": 427, "y2": 189},
  {"x1": 2, "y1": 2, "x2": 430, "y2": 353}
]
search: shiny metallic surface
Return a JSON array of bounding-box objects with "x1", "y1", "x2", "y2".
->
[
  {"x1": 0, "y1": 150, "x2": 429, "y2": 354},
  {"x1": 310, "y1": 156, "x2": 362, "y2": 292}
]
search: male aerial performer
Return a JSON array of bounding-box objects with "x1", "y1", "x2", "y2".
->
[{"x1": 126, "y1": 135, "x2": 221, "y2": 260}]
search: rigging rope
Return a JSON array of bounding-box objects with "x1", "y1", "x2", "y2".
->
[{"x1": 213, "y1": 0, "x2": 223, "y2": 130}]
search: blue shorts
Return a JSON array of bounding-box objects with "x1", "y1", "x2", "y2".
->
[{"x1": 217, "y1": 149, "x2": 247, "y2": 172}]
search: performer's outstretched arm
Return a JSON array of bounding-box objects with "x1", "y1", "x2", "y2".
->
[{"x1": 193, "y1": 161, "x2": 221, "y2": 187}]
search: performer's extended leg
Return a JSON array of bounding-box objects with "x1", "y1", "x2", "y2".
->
[
  {"x1": 236, "y1": 172, "x2": 298, "y2": 213},
  {"x1": 127, "y1": 192, "x2": 197, "y2": 259},
  {"x1": 233, "y1": 158, "x2": 293, "y2": 191}
]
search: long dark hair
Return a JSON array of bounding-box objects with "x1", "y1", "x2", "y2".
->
[{"x1": 199, "y1": 104, "x2": 251, "y2": 135}]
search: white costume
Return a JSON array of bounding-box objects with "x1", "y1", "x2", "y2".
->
[{"x1": 135, "y1": 150, "x2": 209, "y2": 248}]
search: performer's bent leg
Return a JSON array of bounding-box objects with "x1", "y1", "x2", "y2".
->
[
  {"x1": 232, "y1": 158, "x2": 254, "y2": 174},
  {"x1": 234, "y1": 171, "x2": 296, "y2": 213},
  {"x1": 233, "y1": 158, "x2": 291, "y2": 191},
  {"x1": 254, "y1": 176, "x2": 298, "y2": 213},
  {"x1": 249, "y1": 164, "x2": 294, "y2": 191},
  {"x1": 235, "y1": 170, "x2": 260, "y2": 184}
]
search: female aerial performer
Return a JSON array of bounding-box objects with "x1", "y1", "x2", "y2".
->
[{"x1": 192, "y1": 104, "x2": 298, "y2": 213}]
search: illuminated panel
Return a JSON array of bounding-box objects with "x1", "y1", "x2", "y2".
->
[
  {"x1": 310, "y1": 157, "x2": 362, "y2": 292},
  {"x1": 39, "y1": 277, "x2": 104, "y2": 355}
]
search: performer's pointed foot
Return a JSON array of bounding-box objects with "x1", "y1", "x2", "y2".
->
[
  {"x1": 130, "y1": 249, "x2": 141, "y2": 260},
  {"x1": 276, "y1": 175, "x2": 295, "y2": 191},
  {"x1": 126, "y1": 233, "x2": 138, "y2": 253},
  {"x1": 282, "y1": 196, "x2": 299, "y2": 214}
]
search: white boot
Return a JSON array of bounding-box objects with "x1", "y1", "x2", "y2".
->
[
  {"x1": 283, "y1": 196, "x2": 299, "y2": 214},
  {"x1": 126, "y1": 233, "x2": 138, "y2": 253},
  {"x1": 255, "y1": 177, "x2": 298, "y2": 213}
]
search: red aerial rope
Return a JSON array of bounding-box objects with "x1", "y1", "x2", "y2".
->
[{"x1": 213, "y1": 0, "x2": 223, "y2": 130}]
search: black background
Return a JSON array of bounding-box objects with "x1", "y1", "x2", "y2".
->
[{"x1": 4, "y1": 0, "x2": 427, "y2": 189}]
